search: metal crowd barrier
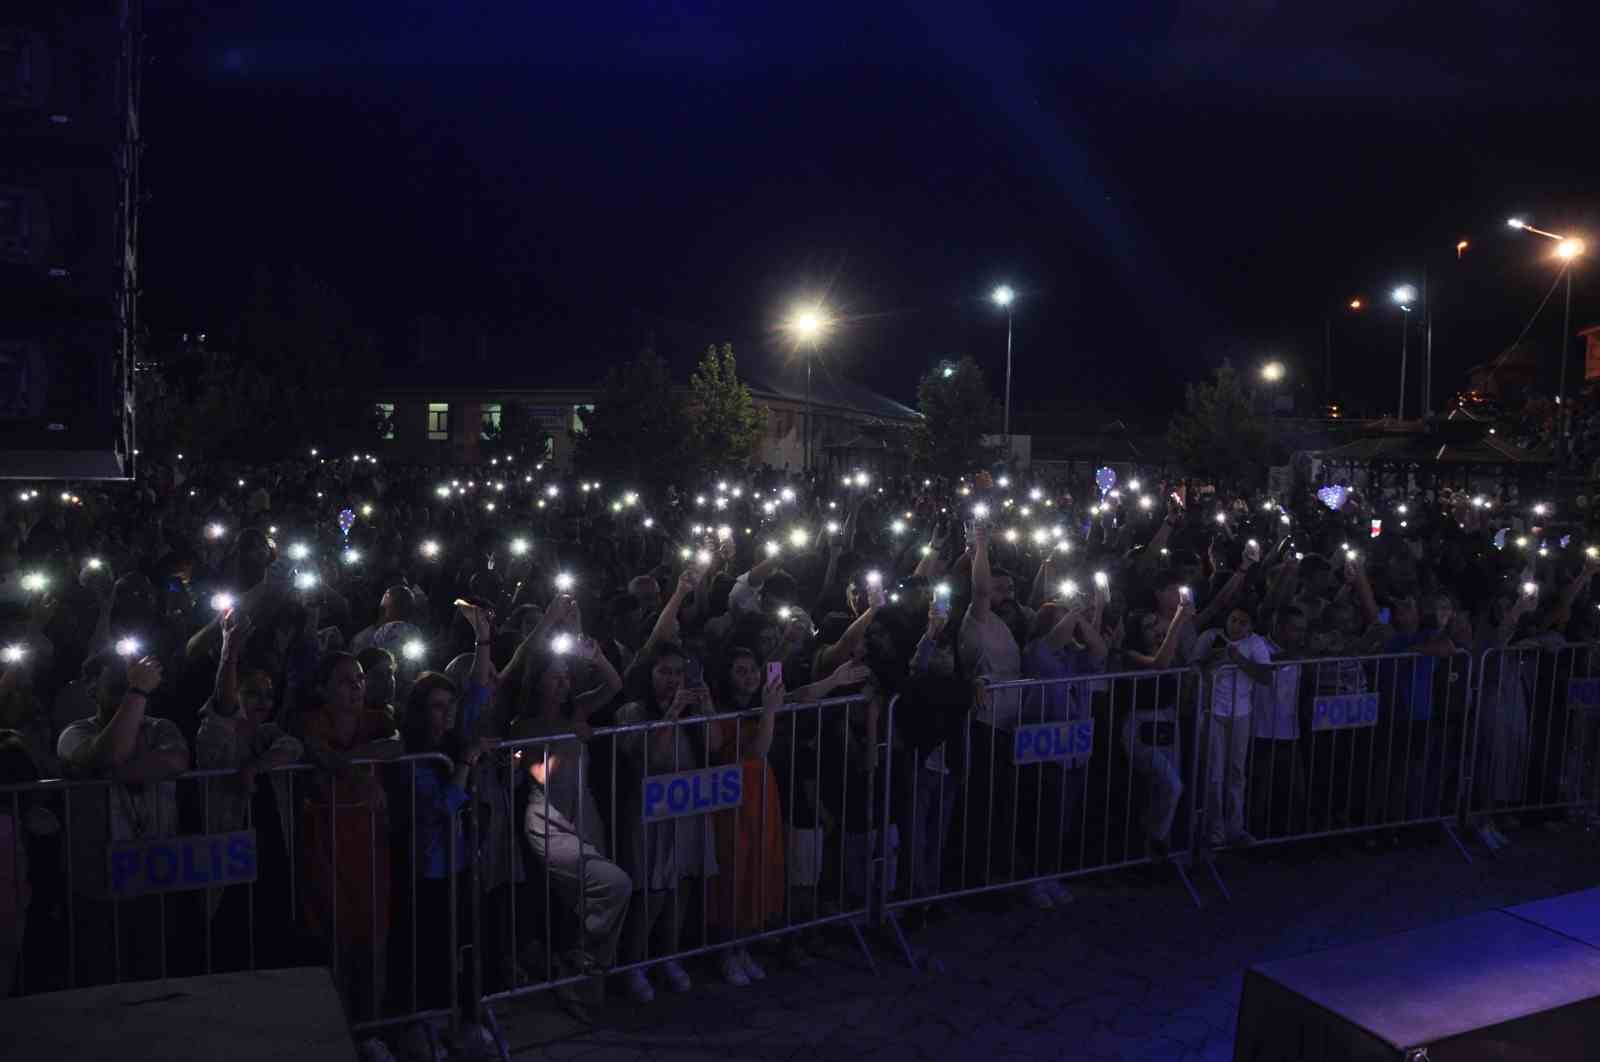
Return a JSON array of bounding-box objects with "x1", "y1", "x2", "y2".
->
[
  {"x1": 0, "y1": 754, "x2": 459, "y2": 1039},
  {"x1": 1468, "y1": 643, "x2": 1600, "y2": 830},
  {"x1": 464, "y1": 693, "x2": 876, "y2": 1045},
  {"x1": 874, "y1": 667, "x2": 1203, "y2": 969},
  {"x1": 1193, "y1": 651, "x2": 1478, "y2": 893}
]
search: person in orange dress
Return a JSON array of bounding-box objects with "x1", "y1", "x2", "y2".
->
[
  {"x1": 707, "y1": 648, "x2": 868, "y2": 985},
  {"x1": 297, "y1": 652, "x2": 403, "y2": 1022}
]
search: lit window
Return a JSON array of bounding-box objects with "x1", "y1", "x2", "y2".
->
[
  {"x1": 374, "y1": 402, "x2": 395, "y2": 440},
  {"x1": 427, "y1": 402, "x2": 450, "y2": 441},
  {"x1": 481, "y1": 402, "x2": 502, "y2": 440}
]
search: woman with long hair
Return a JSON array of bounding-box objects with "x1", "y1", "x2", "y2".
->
[
  {"x1": 506, "y1": 631, "x2": 629, "y2": 1000},
  {"x1": 612, "y1": 642, "x2": 717, "y2": 1002},
  {"x1": 706, "y1": 646, "x2": 869, "y2": 983},
  {"x1": 390, "y1": 602, "x2": 496, "y2": 1017}
]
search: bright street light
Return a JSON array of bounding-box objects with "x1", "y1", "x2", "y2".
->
[
  {"x1": 786, "y1": 302, "x2": 831, "y2": 475},
  {"x1": 1348, "y1": 298, "x2": 1363, "y2": 310},
  {"x1": 1392, "y1": 285, "x2": 1417, "y2": 308},
  {"x1": 992, "y1": 285, "x2": 1014, "y2": 308},
  {"x1": 1557, "y1": 238, "x2": 1586, "y2": 261}
]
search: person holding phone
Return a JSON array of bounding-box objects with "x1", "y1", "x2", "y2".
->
[{"x1": 613, "y1": 643, "x2": 718, "y2": 1002}]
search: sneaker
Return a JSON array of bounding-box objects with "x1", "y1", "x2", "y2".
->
[
  {"x1": 660, "y1": 959, "x2": 692, "y2": 993},
  {"x1": 740, "y1": 949, "x2": 767, "y2": 981},
  {"x1": 623, "y1": 968, "x2": 655, "y2": 1004},
  {"x1": 721, "y1": 950, "x2": 750, "y2": 986},
  {"x1": 1025, "y1": 883, "x2": 1056, "y2": 910},
  {"x1": 1042, "y1": 879, "x2": 1074, "y2": 905},
  {"x1": 359, "y1": 1039, "x2": 398, "y2": 1062}
]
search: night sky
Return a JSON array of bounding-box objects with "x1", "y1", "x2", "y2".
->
[{"x1": 140, "y1": 1, "x2": 1600, "y2": 426}]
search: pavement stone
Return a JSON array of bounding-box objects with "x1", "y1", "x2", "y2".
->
[{"x1": 488, "y1": 825, "x2": 1600, "y2": 1061}]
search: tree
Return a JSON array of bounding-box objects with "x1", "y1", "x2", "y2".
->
[
  {"x1": 573, "y1": 351, "x2": 689, "y2": 483},
  {"x1": 687, "y1": 343, "x2": 767, "y2": 471},
  {"x1": 914, "y1": 357, "x2": 999, "y2": 473},
  {"x1": 143, "y1": 266, "x2": 378, "y2": 460},
  {"x1": 1167, "y1": 361, "x2": 1269, "y2": 487}
]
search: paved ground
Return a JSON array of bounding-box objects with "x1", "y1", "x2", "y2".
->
[{"x1": 485, "y1": 823, "x2": 1600, "y2": 1062}]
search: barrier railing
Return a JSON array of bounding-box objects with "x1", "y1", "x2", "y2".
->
[
  {"x1": 1468, "y1": 643, "x2": 1600, "y2": 831},
  {"x1": 0, "y1": 754, "x2": 459, "y2": 1040},
  {"x1": 1193, "y1": 651, "x2": 1477, "y2": 893},
  {"x1": 464, "y1": 693, "x2": 876, "y2": 1042},
  {"x1": 874, "y1": 667, "x2": 1203, "y2": 969}
]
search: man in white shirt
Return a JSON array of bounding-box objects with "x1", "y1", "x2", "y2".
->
[
  {"x1": 57, "y1": 651, "x2": 191, "y2": 984},
  {"x1": 956, "y1": 525, "x2": 1028, "y2": 893},
  {"x1": 1194, "y1": 607, "x2": 1271, "y2": 848},
  {"x1": 1250, "y1": 607, "x2": 1308, "y2": 837}
]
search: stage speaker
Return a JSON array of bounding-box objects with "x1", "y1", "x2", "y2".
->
[
  {"x1": 1235, "y1": 910, "x2": 1600, "y2": 1061},
  {"x1": 0, "y1": 1, "x2": 138, "y2": 480}
]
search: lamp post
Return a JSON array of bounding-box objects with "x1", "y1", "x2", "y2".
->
[
  {"x1": 1509, "y1": 219, "x2": 1587, "y2": 467},
  {"x1": 1392, "y1": 285, "x2": 1417, "y2": 419},
  {"x1": 786, "y1": 305, "x2": 830, "y2": 476},
  {"x1": 993, "y1": 285, "x2": 1015, "y2": 446},
  {"x1": 1261, "y1": 360, "x2": 1285, "y2": 488}
]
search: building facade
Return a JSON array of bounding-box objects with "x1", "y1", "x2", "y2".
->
[{"x1": 364, "y1": 368, "x2": 920, "y2": 470}]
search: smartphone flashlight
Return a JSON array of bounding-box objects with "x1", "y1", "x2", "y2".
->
[
  {"x1": 554, "y1": 573, "x2": 576, "y2": 592},
  {"x1": 402, "y1": 640, "x2": 425, "y2": 661},
  {"x1": 115, "y1": 637, "x2": 141, "y2": 658},
  {"x1": 210, "y1": 592, "x2": 236, "y2": 612}
]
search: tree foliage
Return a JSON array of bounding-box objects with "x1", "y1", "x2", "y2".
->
[
  {"x1": 914, "y1": 357, "x2": 999, "y2": 473},
  {"x1": 1166, "y1": 361, "x2": 1268, "y2": 486},
  {"x1": 573, "y1": 351, "x2": 689, "y2": 483},
  {"x1": 687, "y1": 343, "x2": 767, "y2": 472},
  {"x1": 142, "y1": 266, "x2": 377, "y2": 460}
]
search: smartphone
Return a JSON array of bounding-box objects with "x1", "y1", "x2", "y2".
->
[
  {"x1": 1378, "y1": 607, "x2": 1392, "y2": 625},
  {"x1": 1370, "y1": 519, "x2": 1383, "y2": 539},
  {"x1": 932, "y1": 592, "x2": 950, "y2": 619},
  {"x1": 685, "y1": 658, "x2": 704, "y2": 690},
  {"x1": 766, "y1": 661, "x2": 783, "y2": 686}
]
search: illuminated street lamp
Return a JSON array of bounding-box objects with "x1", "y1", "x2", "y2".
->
[
  {"x1": 1511, "y1": 218, "x2": 1587, "y2": 464},
  {"x1": 992, "y1": 285, "x2": 1017, "y2": 447},
  {"x1": 1261, "y1": 361, "x2": 1286, "y2": 485},
  {"x1": 786, "y1": 303, "x2": 830, "y2": 475},
  {"x1": 1392, "y1": 285, "x2": 1417, "y2": 420}
]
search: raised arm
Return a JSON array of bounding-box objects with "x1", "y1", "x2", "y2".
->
[
  {"x1": 1196, "y1": 557, "x2": 1254, "y2": 629},
  {"x1": 63, "y1": 656, "x2": 163, "y2": 770},
  {"x1": 209, "y1": 609, "x2": 251, "y2": 718},
  {"x1": 814, "y1": 601, "x2": 880, "y2": 677},
  {"x1": 970, "y1": 523, "x2": 993, "y2": 620},
  {"x1": 1347, "y1": 555, "x2": 1382, "y2": 628},
  {"x1": 639, "y1": 570, "x2": 696, "y2": 660},
  {"x1": 573, "y1": 638, "x2": 624, "y2": 721}
]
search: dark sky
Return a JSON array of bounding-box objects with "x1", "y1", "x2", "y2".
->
[{"x1": 140, "y1": 1, "x2": 1600, "y2": 426}]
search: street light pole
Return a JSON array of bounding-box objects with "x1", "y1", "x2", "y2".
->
[
  {"x1": 785, "y1": 304, "x2": 830, "y2": 478},
  {"x1": 1003, "y1": 304, "x2": 1014, "y2": 441},
  {"x1": 992, "y1": 285, "x2": 1016, "y2": 455},
  {"x1": 805, "y1": 354, "x2": 813, "y2": 476},
  {"x1": 1392, "y1": 286, "x2": 1417, "y2": 420},
  {"x1": 1560, "y1": 264, "x2": 1574, "y2": 466},
  {"x1": 1398, "y1": 310, "x2": 1409, "y2": 419}
]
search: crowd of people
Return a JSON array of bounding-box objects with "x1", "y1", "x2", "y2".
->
[{"x1": 2, "y1": 449, "x2": 1598, "y2": 1058}]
